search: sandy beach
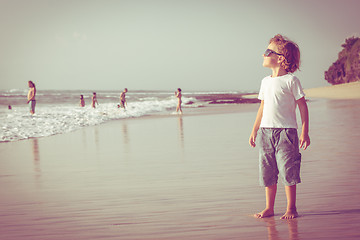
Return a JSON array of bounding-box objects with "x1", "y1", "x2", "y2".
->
[
  {"x1": 1, "y1": 87, "x2": 360, "y2": 239},
  {"x1": 304, "y1": 81, "x2": 360, "y2": 99}
]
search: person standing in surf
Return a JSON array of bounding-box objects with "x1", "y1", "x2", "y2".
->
[
  {"x1": 91, "y1": 92, "x2": 98, "y2": 108},
  {"x1": 175, "y1": 88, "x2": 183, "y2": 114},
  {"x1": 27, "y1": 80, "x2": 36, "y2": 114},
  {"x1": 80, "y1": 95, "x2": 85, "y2": 107},
  {"x1": 249, "y1": 34, "x2": 310, "y2": 220},
  {"x1": 119, "y1": 88, "x2": 128, "y2": 110}
]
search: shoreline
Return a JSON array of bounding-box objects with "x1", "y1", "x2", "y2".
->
[
  {"x1": 0, "y1": 102, "x2": 260, "y2": 143},
  {"x1": 2, "y1": 80, "x2": 358, "y2": 143}
]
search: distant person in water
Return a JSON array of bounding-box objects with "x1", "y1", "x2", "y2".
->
[
  {"x1": 80, "y1": 95, "x2": 85, "y2": 107},
  {"x1": 8, "y1": 105, "x2": 12, "y2": 110},
  {"x1": 27, "y1": 80, "x2": 36, "y2": 114},
  {"x1": 91, "y1": 92, "x2": 98, "y2": 108},
  {"x1": 175, "y1": 88, "x2": 182, "y2": 114},
  {"x1": 120, "y1": 88, "x2": 128, "y2": 109}
]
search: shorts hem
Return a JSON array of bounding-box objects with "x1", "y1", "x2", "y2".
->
[{"x1": 260, "y1": 181, "x2": 301, "y2": 187}]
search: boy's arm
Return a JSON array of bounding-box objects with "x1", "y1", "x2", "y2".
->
[
  {"x1": 296, "y1": 97, "x2": 310, "y2": 150},
  {"x1": 249, "y1": 100, "x2": 264, "y2": 148}
]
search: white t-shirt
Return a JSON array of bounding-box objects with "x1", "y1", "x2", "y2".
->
[{"x1": 258, "y1": 73, "x2": 305, "y2": 129}]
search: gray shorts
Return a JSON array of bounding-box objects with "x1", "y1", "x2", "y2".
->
[{"x1": 258, "y1": 128, "x2": 301, "y2": 187}]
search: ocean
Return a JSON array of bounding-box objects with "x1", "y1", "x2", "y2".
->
[{"x1": 0, "y1": 89, "x2": 259, "y2": 142}]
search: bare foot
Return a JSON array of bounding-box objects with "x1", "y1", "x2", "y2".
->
[
  {"x1": 280, "y1": 208, "x2": 298, "y2": 219},
  {"x1": 254, "y1": 208, "x2": 274, "y2": 218}
]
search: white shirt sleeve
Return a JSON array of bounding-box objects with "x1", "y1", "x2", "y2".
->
[{"x1": 291, "y1": 76, "x2": 305, "y2": 100}]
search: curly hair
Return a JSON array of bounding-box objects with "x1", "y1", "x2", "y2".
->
[{"x1": 269, "y1": 34, "x2": 300, "y2": 73}]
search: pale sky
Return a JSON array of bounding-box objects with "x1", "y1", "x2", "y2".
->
[{"x1": 0, "y1": 0, "x2": 359, "y2": 91}]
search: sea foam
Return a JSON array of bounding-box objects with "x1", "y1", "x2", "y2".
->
[
  {"x1": 0, "y1": 89, "x2": 249, "y2": 142},
  {"x1": 0, "y1": 97, "x2": 193, "y2": 142}
]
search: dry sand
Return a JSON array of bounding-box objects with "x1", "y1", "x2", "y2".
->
[
  {"x1": 1, "y1": 97, "x2": 360, "y2": 239},
  {"x1": 304, "y1": 81, "x2": 360, "y2": 99}
]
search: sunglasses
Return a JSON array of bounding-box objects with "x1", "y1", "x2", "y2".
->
[{"x1": 264, "y1": 49, "x2": 283, "y2": 57}]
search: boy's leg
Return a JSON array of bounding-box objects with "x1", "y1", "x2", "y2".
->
[
  {"x1": 277, "y1": 129, "x2": 301, "y2": 219},
  {"x1": 255, "y1": 128, "x2": 278, "y2": 218},
  {"x1": 254, "y1": 184, "x2": 277, "y2": 218},
  {"x1": 281, "y1": 185, "x2": 298, "y2": 219}
]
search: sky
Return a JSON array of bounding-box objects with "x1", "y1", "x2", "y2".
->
[{"x1": 0, "y1": 0, "x2": 359, "y2": 92}]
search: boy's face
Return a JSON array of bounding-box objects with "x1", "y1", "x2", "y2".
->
[{"x1": 262, "y1": 43, "x2": 282, "y2": 69}]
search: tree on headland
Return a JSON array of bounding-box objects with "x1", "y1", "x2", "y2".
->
[{"x1": 325, "y1": 36, "x2": 360, "y2": 85}]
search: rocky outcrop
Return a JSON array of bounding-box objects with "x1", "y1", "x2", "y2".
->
[
  {"x1": 325, "y1": 37, "x2": 360, "y2": 85},
  {"x1": 193, "y1": 93, "x2": 260, "y2": 104}
]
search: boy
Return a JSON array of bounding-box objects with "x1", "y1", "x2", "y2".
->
[
  {"x1": 27, "y1": 81, "x2": 36, "y2": 114},
  {"x1": 249, "y1": 34, "x2": 310, "y2": 219}
]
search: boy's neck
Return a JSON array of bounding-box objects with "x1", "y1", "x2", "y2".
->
[{"x1": 271, "y1": 67, "x2": 288, "y2": 78}]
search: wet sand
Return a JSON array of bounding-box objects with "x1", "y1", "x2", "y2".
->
[{"x1": 1, "y1": 100, "x2": 360, "y2": 240}]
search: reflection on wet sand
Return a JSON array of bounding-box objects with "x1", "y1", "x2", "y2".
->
[
  {"x1": 121, "y1": 122, "x2": 131, "y2": 159},
  {"x1": 32, "y1": 138, "x2": 41, "y2": 177},
  {"x1": 122, "y1": 122, "x2": 129, "y2": 145},
  {"x1": 262, "y1": 217, "x2": 299, "y2": 240},
  {"x1": 178, "y1": 116, "x2": 184, "y2": 151},
  {"x1": 286, "y1": 219, "x2": 299, "y2": 240},
  {"x1": 94, "y1": 127, "x2": 99, "y2": 151}
]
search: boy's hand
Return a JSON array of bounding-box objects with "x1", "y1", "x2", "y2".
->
[
  {"x1": 299, "y1": 133, "x2": 310, "y2": 150},
  {"x1": 249, "y1": 133, "x2": 257, "y2": 148}
]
